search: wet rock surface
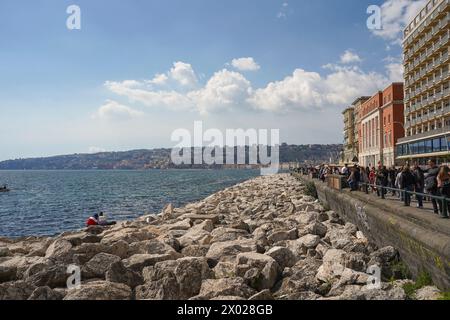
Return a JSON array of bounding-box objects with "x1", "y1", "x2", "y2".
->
[{"x1": 0, "y1": 174, "x2": 442, "y2": 300}]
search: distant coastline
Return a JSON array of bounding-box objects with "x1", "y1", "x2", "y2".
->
[{"x1": 0, "y1": 144, "x2": 342, "y2": 170}]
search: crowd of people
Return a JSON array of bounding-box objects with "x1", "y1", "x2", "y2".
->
[{"x1": 295, "y1": 159, "x2": 450, "y2": 218}]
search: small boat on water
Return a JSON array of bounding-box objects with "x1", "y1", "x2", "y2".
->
[{"x1": 0, "y1": 186, "x2": 10, "y2": 193}]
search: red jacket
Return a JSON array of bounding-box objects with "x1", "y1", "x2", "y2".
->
[{"x1": 86, "y1": 217, "x2": 98, "y2": 226}]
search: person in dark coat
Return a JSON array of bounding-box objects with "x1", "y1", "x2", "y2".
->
[
  {"x1": 425, "y1": 159, "x2": 440, "y2": 214},
  {"x1": 347, "y1": 165, "x2": 360, "y2": 191},
  {"x1": 376, "y1": 165, "x2": 389, "y2": 197},
  {"x1": 400, "y1": 166, "x2": 416, "y2": 207},
  {"x1": 412, "y1": 162, "x2": 425, "y2": 208}
]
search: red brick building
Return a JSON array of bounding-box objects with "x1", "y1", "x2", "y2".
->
[{"x1": 358, "y1": 83, "x2": 405, "y2": 167}]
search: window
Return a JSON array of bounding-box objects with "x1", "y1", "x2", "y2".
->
[
  {"x1": 441, "y1": 137, "x2": 447, "y2": 151},
  {"x1": 425, "y1": 140, "x2": 433, "y2": 153},
  {"x1": 433, "y1": 138, "x2": 441, "y2": 152}
]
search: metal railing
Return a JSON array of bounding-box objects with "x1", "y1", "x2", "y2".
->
[{"x1": 360, "y1": 182, "x2": 449, "y2": 219}]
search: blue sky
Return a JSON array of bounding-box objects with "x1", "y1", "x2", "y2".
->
[{"x1": 0, "y1": 0, "x2": 426, "y2": 160}]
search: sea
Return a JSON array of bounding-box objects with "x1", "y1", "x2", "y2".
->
[{"x1": 0, "y1": 169, "x2": 261, "y2": 238}]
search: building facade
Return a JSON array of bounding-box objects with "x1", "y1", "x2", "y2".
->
[
  {"x1": 342, "y1": 107, "x2": 357, "y2": 164},
  {"x1": 359, "y1": 84, "x2": 405, "y2": 168},
  {"x1": 353, "y1": 96, "x2": 370, "y2": 161},
  {"x1": 382, "y1": 83, "x2": 405, "y2": 167},
  {"x1": 359, "y1": 92, "x2": 383, "y2": 168},
  {"x1": 397, "y1": 0, "x2": 450, "y2": 165}
]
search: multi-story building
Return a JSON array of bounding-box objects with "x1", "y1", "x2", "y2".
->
[
  {"x1": 353, "y1": 96, "x2": 370, "y2": 159},
  {"x1": 342, "y1": 107, "x2": 357, "y2": 164},
  {"x1": 359, "y1": 92, "x2": 383, "y2": 167},
  {"x1": 359, "y1": 84, "x2": 405, "y2": 167},
  {"x1": 397, "y1": 0, "x2": 450, "y2": 165},
  {"x1": 381, "y1": 83, "x2": 405, "y2": 166}
]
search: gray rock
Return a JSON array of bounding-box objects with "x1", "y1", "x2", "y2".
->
[
  {"x1": 0, "y1": 265, "x2": 17, "y2": 283},
  {"x1": 28, "y1": 286, "x2": 64, "y2": 300},
  {"x1": 265, "y1": 246, "x2": 297, "y2": 270},
  {"x1": 235, "y1": 253, "x2": 280, "y2": 291},
  {"x1": 28, "y1": 265, "x2": 69, "y2": 288},
  {"x1": 63, "y1": 281, "x2": 132, "y2": 300},
  {"x1": 181, "y1": 245, "x2": 210, "y2": 257},
  {"x1": 82, "y1": 253, "x2": 121, "y2": 279},
  {"x1": 206, "y1": 239, "x2": 257, "y2": 263},
  {"x1": 0, "y1": 280, "x2": 37, "y2": 300},
  {"x1": 199, "y1": 278, "x2": 257, "y2": 299},
  {"x1": 105, "y1": 261, "x2": 143, "y2": 288},
  {"x1": 123, "y1": 253, "x2": 182, "y2": 272}
]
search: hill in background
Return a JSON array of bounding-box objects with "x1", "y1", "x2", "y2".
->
[{"x1": 0, "y1": 144, "x2": 342, "y2": 170}]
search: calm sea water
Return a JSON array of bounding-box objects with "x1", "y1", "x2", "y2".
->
[{"x1": 0, "y1": 170, "x2": 260, "y2": 238}]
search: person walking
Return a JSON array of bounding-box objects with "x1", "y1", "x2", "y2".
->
[
  {"x1": 400, "y1": 166, "x2": 416, "y2": 207},
  {"x1": 412, "y1": 162, "x2": 425, "y2": 209},
  {"x1": 425, "y1": 159, "x2": 440, "y2": 215}
]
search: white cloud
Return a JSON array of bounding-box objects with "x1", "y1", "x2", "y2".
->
[
  {"x1": 372, "y1": 0, "x2": 428, "y2": 44},
  {"x1": 169, "y1": 61, "x2": 198, "y2": 88},
  {"x1": 340, "y1": 50, "x2": 362, "y2": 64},
  {"x1": 148, "y1": 73, "x2": 168, "y2": 86},
  {"x1": 231, "y1": 57, "x2": 261, "y2": 71},
  {"x1": 249, "y1": 66, "x2": 387, "y2": 112},
  {"x1": 94, "y1": 100, "x2": 144, "y2": 120},
  {"x1": 104, "y1": 52, "x2": 397, "y2": 116},
  {"x1": 188, "y1": 69, "x2": 253, "y2": 114}
]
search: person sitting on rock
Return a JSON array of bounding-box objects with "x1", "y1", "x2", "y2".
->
[
  {"x1": 98, "y1": 212, "x2": 117, "y2": 226},
  {"x1": 86, "y1": 213, "x2": 99, "y2": 226}
]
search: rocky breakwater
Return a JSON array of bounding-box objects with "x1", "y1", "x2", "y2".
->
[{"x1": 0, "y1": 174, "x2": 443, "y2": 300}]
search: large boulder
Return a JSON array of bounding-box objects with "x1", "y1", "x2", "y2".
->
[
  {"x1": 0, "y1": 281, "x2": 37, "y2": 300},
  {"x1": 173, "y1": 257, "x2": 213, "y2": 299},
  {"x1": 82, "y1": 253, "x2": 121, "y2": 279},
  {"x1": 136, "y1": 262, "x2": 180, "y2": 300},
  {"x1": 63, "y1": 281, "x2": 132, "y2": 300},
  {"x1": 181, "y1": 245, "x2": 210, "y2": 257},
  {"x1": 265, "y1": 247, "x2": 297, "y2": 270},
  {"x1": 235, "y1": 253, "x2": 280, "y2": 291},
  {"x1": 206, "y1": 240, "x2": 258, "y2": 264},
  {"x1": 129, "y1": 239, "x2": 177, "y2": 255},
  {"x1": 0, "y1": 265, "x2": 17, "y2": 283},
  {"x1": 198, "y1": 278, "x2": 257, "y2": 299},
  {"x1": 123, "y1": 252, "x2": 182, "y2": 272},
  {"x1": 45, "y1": 239, "x2": 73, "y2": 262},
  {"x1": 28, "y1": 286, "x2": 65, "y2": 300},
  {"x1": 178, "y1": 220, "x2": 214, "y2": 248},
  {"x1": 210, "y1": 227, "x2": 249, "y2": 243},
  {"x1": 28, "y1": 264, "x2": 69, "y2": 288},
  {"x1": 105, "y1": 261, "x2": 144, "y2": 288},
  {"x1": 316, "y1": 249, "x2": 347, "y2": 283}
]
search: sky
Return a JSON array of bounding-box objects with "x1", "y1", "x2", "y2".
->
[{"x1": 0, "y1": 0, "x2": 428, "y2": 160}]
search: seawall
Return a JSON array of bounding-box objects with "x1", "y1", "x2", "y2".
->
[{"x1": 295, "y1": 174, "x2": 450, "y2": 290}]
